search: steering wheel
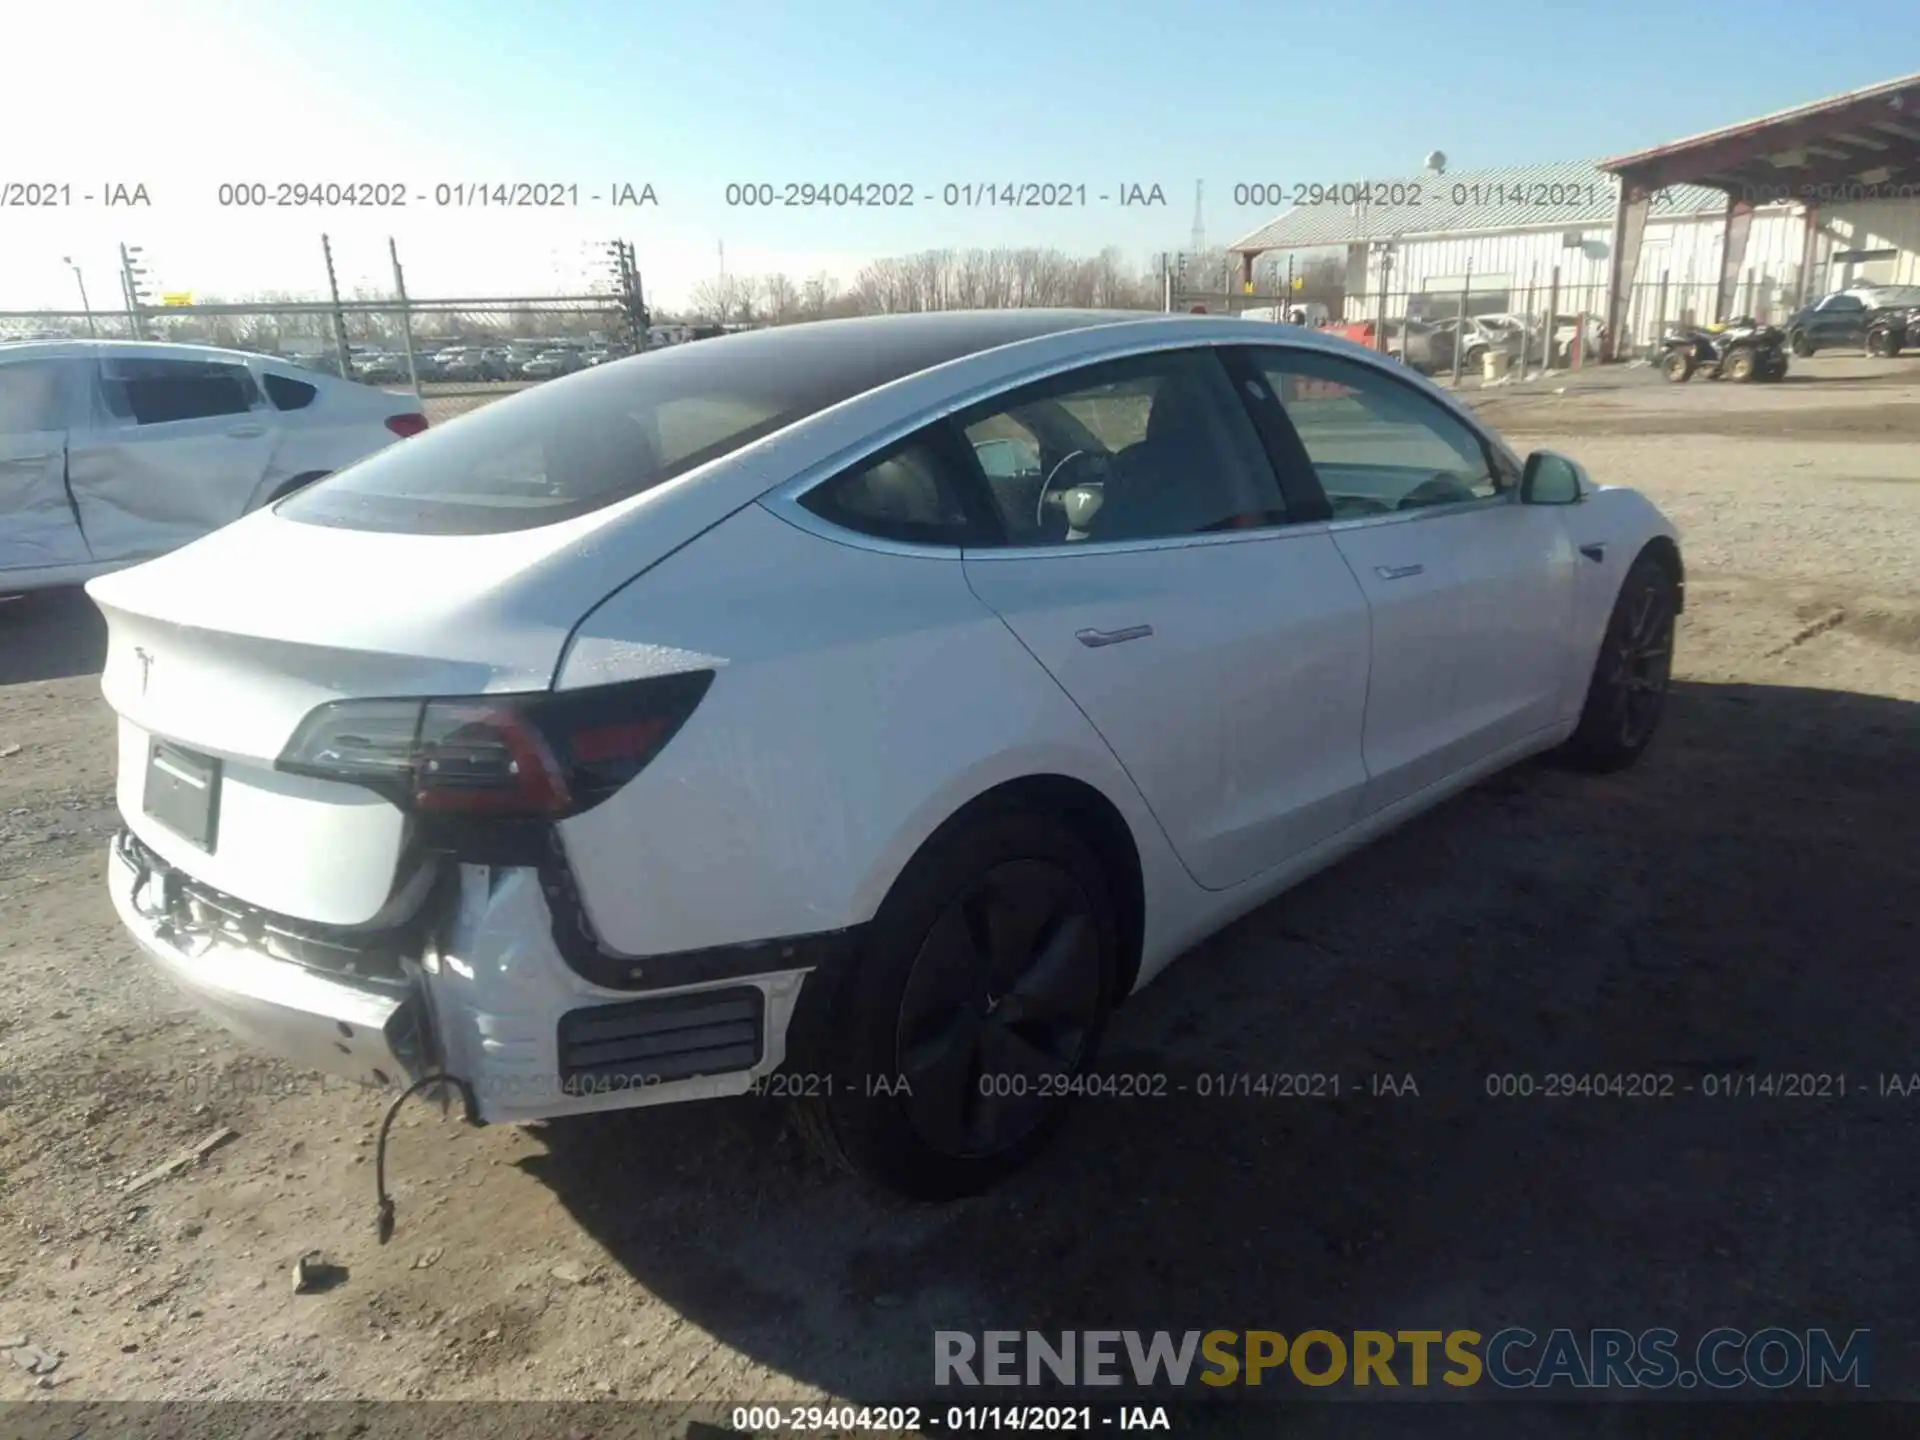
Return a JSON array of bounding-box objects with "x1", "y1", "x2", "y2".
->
[
  {"x1": 1396, "y1": 473, "x2": 1478, "y2": 510},
  {"x1": 1034, "y1": 449, "x2": 1093, "y2": 529}
]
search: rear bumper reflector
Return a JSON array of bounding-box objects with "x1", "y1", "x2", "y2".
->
[{"x1": 556, "y1": 987, "x2": 765, "y2": 1092}]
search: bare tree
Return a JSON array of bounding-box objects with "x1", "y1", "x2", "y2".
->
[{"x1": 761, "y1": 273, "x2": 800, "y2": 324}]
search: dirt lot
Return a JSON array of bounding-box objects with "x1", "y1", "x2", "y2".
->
[{"x1": 1, "y1": 354, "x2": 1917, "y2": 1419}]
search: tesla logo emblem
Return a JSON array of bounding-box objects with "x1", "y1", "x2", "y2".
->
[{"x1": 134, "y1": 647, "x2": 153, "y2": 694}]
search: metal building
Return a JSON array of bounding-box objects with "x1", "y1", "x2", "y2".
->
[{"x1": 1228, "y1": 71, "x2": 1920, "y2": 359}]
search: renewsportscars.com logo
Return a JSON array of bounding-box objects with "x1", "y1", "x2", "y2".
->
[{"x1": 934, "y1": 1328, "x2": 1872, "y2": 1391}]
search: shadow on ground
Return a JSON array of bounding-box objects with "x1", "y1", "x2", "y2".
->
[
  {"x1": 518, "y1": 678, "x2": 1920, "y2": 1406},
  {"x1": 0, "y1": 587, "x2": 107, "y2": 685}
]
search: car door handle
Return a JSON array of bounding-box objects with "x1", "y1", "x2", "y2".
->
[
  {"x1": 1374, "y1": 564, "x2": 1425, "y2": 580},
  {"x1": 1579, "y1": 542, "x2": 1607, "y2": 562},
  {"x1": 2, "y1": 451, "x2": 57, "y2": 463},
  {"x1": 1076, "y1": 624, "x2": 1153, "y2": 648},
  {"x1": 225, "y1": 424, "x2": 265, "y2": 438}
]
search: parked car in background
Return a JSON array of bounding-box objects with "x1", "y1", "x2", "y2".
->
[
  {"x1": 439, "y1": 348, "x2": 514, "y2": 382},
  {"x1": 1, "y1": 340, "x2": 426, "y2": 595},
  {"x1": 1428, "y1": 316, "x2": 1526, "y2": 370},
  {"x1": 1550, "y1": 314, "x2": 1608, "y2": 363},
  {"x1": 1864, "y1": 304, "x2": 1920, "y2": 357},
  {"x1": 1382, "y1": 317, "x2": 1448, "y2": 374},
  {"x1": 521, "y1": 349, "x2": 583, "y2": 380},
  {"x1": 1786, "y1": 291, "x2": 1873, "y2": 354},
  {"x1": 352, "y1": 352, "x2": 411, "y2": 384},
  {"x1": 1786, "y1": 286, "x2": 1920, "y2": 356},
  {"x1": 89, "y1": 311, "x2": 1682, "y2": 1201}
]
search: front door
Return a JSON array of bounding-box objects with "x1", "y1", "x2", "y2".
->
[
  {"x1": 1251, "y1": 348, "x2": 1579, "y2": 815},
  {"x1": 953, "y1": 347, "x2": 1373, "y2": 890},
  {"x1": 0, "y1": 357, "x2": 93, "y2": 577}
]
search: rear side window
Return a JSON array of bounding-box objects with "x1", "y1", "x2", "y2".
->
[
  {"x1": 99, "y1": 358, "x2": 260, "y2": 425},
  {"x1": 799, "y1": 436, "x2": 982, "y2": 547},
  {"x1": 263, "y1": 373, "x2": 318, "y2": 411}
]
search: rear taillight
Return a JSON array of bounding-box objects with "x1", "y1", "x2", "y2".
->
[
  {"x1": 385, "y1": 413, "x2": 428, "y2": 438},
  {"x1": 275, "y1": 673, "x2": 714, "y2": 825}
]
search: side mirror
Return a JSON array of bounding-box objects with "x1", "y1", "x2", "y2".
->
[{"x1": 1521, "y1": 450, "x2": 1584, "y2": 505}]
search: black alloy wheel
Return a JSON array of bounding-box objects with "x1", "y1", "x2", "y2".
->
[
  {"x1": 1557, "y1": 550, "x2": 1678, "y2": 772},
  {"x1": 894, "y1": 859, "x2": 1105, "y2": 1160},
  {"x1": 787, "y1": 805, "x2": 1119, "y2": 1199},
  {"x1": 1610, "y1": 579, "x2": 1676, "y2": 750}
]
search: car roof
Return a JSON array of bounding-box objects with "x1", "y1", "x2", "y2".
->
[
  {"x1": 0, "y1": 338, "x2": 281, "y2": 366},
  {"x1": 572, "y1": 308, "x2": 1403, "y2": 399}
]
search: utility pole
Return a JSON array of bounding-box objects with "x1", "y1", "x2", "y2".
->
[
  {"x1": 389, "y1": 237, "x2": 422, "y2": 403},
  {"x1": 118, "y1": 243, "x2": 151, "y2": 339},
  {"x1": 605, "y1": 240, "x2": 648, "y2": 351},
  {"x1": 321, "y1": 234, "x2": 352, "y2": 380},
  {"x1": 62, "y1": 256, "x2": 96, "y2": 336}
]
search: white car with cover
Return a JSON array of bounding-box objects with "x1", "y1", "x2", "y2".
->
[{"x1": 88, "y1": 311, "x2": 1683, "y2": 1209}]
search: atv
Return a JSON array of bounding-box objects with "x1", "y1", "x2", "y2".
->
[{"x1": 1659, "y1": 318, "x2": 1788, "y2": 383}]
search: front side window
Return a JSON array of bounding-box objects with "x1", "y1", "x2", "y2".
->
[
  {"x1": 0, "y1": 359, "x2": 84, "y2": 433},
  {"x1": 1254, "y1": 350, "x2": 1506, "y2": 519},
  {"x1": 98, "y1": 358, "x2": 260, "y2": 426},
  {"x1": 955, "y1": 348, "x2": 1288, "y2": 547}
]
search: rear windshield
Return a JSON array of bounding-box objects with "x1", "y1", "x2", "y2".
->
[{"x1": 278, "y1": 344, "x2": 829, "y2": 535}]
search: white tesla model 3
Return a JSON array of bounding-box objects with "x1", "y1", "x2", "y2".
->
[{"x1": 89, "y1": 311, "x2": 1683, "y2": 1200}]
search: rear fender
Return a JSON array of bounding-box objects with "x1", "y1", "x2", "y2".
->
[{"x1": 551, "y1": 503, "x2": 1194, "y2": 973}]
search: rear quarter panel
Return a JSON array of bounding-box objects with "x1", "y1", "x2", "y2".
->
[
  {"x1": 247, "y1": 374, "x2": 407, "y2": 505},
  {"x1": 552, "y1": 502, "x2": 1198, "y2": 978}
]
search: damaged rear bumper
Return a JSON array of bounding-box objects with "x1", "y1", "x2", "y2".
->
[
  {"x1": 109, "y1": 830, "x2": 426, "y2": 1088},
  {"x1": 106, "y1": 830, "x2": 825, "y2": 1123}
]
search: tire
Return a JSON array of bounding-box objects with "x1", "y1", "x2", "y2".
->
[
  {"x1": 1556, "y1": 550, "x2": 1679, "y2": 773},
  {"x1": 1661, "y1": 349, "x2": 1694, "y2": 383},
  {"x1": 789, "y1": 805, "x2": 1119, "y2": 1200},
  {"x1": 1789, "y1": 331, "x2": 1815, "y2": 357},
  {"x1": 1724, "y1": 347, "x2": 1757, "y2": 382},
  {"x1": 1866, "y1": 328, "x2": 1897, "y2": 358}
]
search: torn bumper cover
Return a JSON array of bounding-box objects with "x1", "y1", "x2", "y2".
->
[{"x1": 108, "y1": 829, "x2": 428, "y2": 1089}]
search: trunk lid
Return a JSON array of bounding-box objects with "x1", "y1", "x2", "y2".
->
[{"x1": 86, "y1": 496, "x2": 706, "y2": 926}]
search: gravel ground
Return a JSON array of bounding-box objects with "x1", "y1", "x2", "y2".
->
[{"x1": 1, "y1": 353, "x2": 1917, "y2": 1424}]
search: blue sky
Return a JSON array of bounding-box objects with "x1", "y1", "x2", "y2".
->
[{"x1": 2, "y1": 0, "x2": 1913, "y2": 306}]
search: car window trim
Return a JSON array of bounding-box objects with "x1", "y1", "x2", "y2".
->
[
  {"x1": 761, "y1": 329, "x2": 1521, "y2": 556},
  {"x1": 1236, "y1": 343, "x2": 1523, "y2": 522}
]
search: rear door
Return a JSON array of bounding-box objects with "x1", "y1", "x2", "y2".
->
[
  {"x1": 0, "y1": 356, "x2": 94, "y2": 577},
  {"x1": 67, "y1": 354, "x2": 278, "y2": 564},
  {"x1": 952, "y1": 346, "x2": 1373, "y2": 891},
  {"x1": 1250, "y1": 347, "x2": 1580, "y2": 816}
]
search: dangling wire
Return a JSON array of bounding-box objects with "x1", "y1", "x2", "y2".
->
[{"x1": 374, "y1": 1072, "x2": 479, "y2": 1244}]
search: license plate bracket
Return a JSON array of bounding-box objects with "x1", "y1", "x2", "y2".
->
[{"x1": 143, "y1": 740, "x2": 222, "y2": 852}]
